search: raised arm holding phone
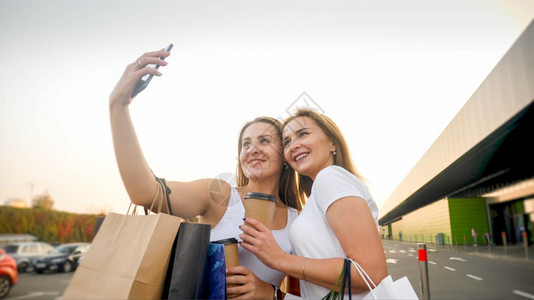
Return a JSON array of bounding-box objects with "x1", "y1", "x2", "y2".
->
[{"x1": 108, "y1": 45, "x2": 303, "y2": 299}]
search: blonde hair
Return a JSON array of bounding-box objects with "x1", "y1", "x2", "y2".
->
[
  {"x1": 283, "y1": 108, "x2": 366, "y2": 197},
  {"x1": 235, "y1": 117, "x2": 304, "y2": 210}
]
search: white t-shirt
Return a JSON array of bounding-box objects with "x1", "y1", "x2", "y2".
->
[
  {"x1": 289, "y1": 165, "x2": 379, "y2": 298},
  {"x1": 211, "y1": 187, "x2": 298, "y2": 287}
]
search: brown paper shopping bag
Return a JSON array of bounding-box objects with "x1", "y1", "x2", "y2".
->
[
  {"x1": 63, "y1": 181, "x2": 180, "y2": 299},
  {"x1": 63, "y1": 211, "x2": 180, "y2": 299}
]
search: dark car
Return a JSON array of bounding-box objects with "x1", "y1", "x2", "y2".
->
[
  {"x1": 34, "y1": 243, "x2": 90, "y2": 273},
  {"x1": 1, "y1": 242, "x2": 54, "y2": 273},
  {"x1": 0, "y1": 249, "x2": 18, "y2": 298}
]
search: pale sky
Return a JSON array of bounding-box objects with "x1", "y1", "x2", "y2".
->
[{"x1": 1, "y1": 0, "x2": 533, "y2": 215}]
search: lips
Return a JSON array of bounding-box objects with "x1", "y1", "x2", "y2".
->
[
  {"x1": 293, "y1": 152, "x2": 309, "y2": 162},
  {"x1": 248, "y1": 158, "x2": 266, "y2": 166}
]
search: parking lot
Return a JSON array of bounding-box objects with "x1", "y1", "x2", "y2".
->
[{"x1": 7, "y1": 272, "x2": 71, "y2": 300}]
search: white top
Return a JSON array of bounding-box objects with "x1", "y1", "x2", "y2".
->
[
  {"x1": 289, "y1": 165, "x2": 379, "y2": 298},
  {"x1": 211, "y1": 187, "x2": 298, "y2": 287}
]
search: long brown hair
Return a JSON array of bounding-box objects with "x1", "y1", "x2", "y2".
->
[
  {"x1": 283, "y1": 108, "x2": 365, "y2": 197},
  {"x1": 235, "y1": 117, "x2": 304, "y2": 210}
]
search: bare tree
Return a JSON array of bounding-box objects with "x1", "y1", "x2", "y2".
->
[{"x1": 32, "y1": 191, "x2": 54, "y2": 210}]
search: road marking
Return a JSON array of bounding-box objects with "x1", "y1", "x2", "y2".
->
[
  {"x1": 467, "y1": 274, "x2": 482, "y2": 281},
  {"x1": 444, "y1": 266, "x2": 456, "y2": 271},
  {"x1": 387, "y1": 259, "x2": 398, "y2": 264},
  {"x1": 513, "y1": 290, "x2": 534, "y2": 299},
  {"x1": 428, "y1": 261, "x2": 437, "y2": 265},
  {"x1": 399, "y1": 250, "x2": 406, "y2": 253},
  {"x1": 9, "y1": 292, "x2": 59, "y2": 300},
  {"x1": 389, "y1": 250, "x2": 397, "y2": 253},
  {"x1": 408, "y1": 254, "x2": 414, "y2": 257},
  {"x1": 450, "y1": 257, "x2": 467, "y2": 262}
]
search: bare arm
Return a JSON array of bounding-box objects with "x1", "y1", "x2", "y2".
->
[
  {"x1": 240, "y1": 220, "x2": 345, "y2": 291},
  {"x1": 326, "y1": 196, "x2": 387, "y2": 292},
  {"x1": 109, "y1": 48, "x2": 230, "y2": 224},
  {"x1": 241, "y1": 196, "x2": 387, "y2": 293}
]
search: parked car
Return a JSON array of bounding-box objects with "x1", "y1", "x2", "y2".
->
[
  {"x1": 34, "y1": 243, "x2": 90, "y2": 273},
  {"x1": 0, "y1": 242, "x2": 54, "y2": 273},
  {"x1": 0, "y1": 249, "x2": 18, "y2": 298}
]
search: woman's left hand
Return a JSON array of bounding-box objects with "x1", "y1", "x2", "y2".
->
[
  {"x1": 239, "y1": 217, "x2": 286, "y2": 270},
  {"x1": 226, "y1": 265, "x2": 275, "y2": 299}
]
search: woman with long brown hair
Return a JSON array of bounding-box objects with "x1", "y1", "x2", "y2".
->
[
  {"x1": 241, "y1": 108, "x2": 387, "y2": 298},
  {"x1": 109, "y1": 47, "x2": 304, "y2": 299}
]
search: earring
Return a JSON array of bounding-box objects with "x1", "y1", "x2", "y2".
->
[
  {"x1": 333, "y1": 151, "x2": 337, "y2": 156},
  {"x1": 283, "y1": 162, "x2": 288, "y2": 170}
]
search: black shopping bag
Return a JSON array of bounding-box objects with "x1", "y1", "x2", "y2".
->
[{"x1": 163, "y1": 221, "x2": 212, "y2": 299}]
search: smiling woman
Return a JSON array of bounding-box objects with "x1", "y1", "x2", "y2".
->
[
  {"x1": 107, "y1": 46, "x2": 306, "y2": 298},
  {"x1": 241, "y1": 108, "x2": 387, "y2": 298},
  {"x1": 0, "y1": 0, "x2": 532, "y2": 218}
]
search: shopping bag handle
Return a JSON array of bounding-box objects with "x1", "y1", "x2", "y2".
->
[
  {"x1": 348, "y1": 258, "x2": 377, "y2": 299},
  {"x1": 126, "y1": 177, "x2": 171, "y2": 216}
]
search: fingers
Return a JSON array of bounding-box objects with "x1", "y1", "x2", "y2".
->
[
  {"x1": 135, "y1": 48, "x2": 171, "y2": 69},
  {"x1": 243, "y1": 217, "x2": 268, "y2": 232},
  {"x1": 239, "y1": 226, "x2": 258, "y2": 248},
  {"x1": 239, "y1": 217, "x2": 268, "y2": 245},
  {"x1": 134, "y1": 56, "x2": 168, "y2": 70},
  {"x1": 110, "y1": 47, "x2": 171, "y2": 106},
  {"x1": 226, "y1": 275, "x2": 243, "y2": 298},
  {"x1": 240, "y1": 222, "x2": 256, "y2": 237},
  {"x1": 226, "y1": 267, "x2": 252, "y2": 298},
  {"x1": 226, "y1": 273, "x2": 248, "y2": 285},
  {"x1": 240, "y1": 217, "x2": 272, "y2": 251},
  {"x1": 226, "y1": 265, "x2": 249, "y2": 276}
]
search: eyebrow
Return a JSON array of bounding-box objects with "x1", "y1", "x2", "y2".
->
[
  {"x1": 283, "y1": 127, "x2": 310, "y2": 142},
  {"x1": 242, "y1": 134, "x2": 273, "y2": 141}
]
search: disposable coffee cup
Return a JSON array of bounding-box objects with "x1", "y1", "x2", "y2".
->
[
  {"x1": 213, "y1": 238, "x2": 240, "y2": 297},
  {"x1": 244, "y1": 192, "x2": 277, "y2": 229},
  {"x1": 213, "y1": 238, "x2": 240, "y2": 267}
]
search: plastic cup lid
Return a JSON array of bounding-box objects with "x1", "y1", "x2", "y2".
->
[
  {"x1": 212, "y1": 238, "x2": 238, "y2": 245},
  {"x1": 244, "y1": 192, "x2": 276, "y2": 202}
]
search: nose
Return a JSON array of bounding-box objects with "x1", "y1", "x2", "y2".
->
[
  {"x1": 286, "y1": 140, "x2": 300, "y2": 156},
  {"x1": 246, "y1": 141, "x2": 261, "y2": 155}
]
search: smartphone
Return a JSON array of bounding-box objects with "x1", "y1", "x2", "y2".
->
[{"x1": 131, "y1": 43, "x2": 173, "y2": 98}]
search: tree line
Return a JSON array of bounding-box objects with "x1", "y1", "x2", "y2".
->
[{"x1": 0, "y1": 206, "x2": 103, "y2": 244}]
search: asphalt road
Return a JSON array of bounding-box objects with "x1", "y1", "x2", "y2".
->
[
  {"x1": 383, "y1": 240, "x2": 534, "y2": 300},
  {"x1": 7, "y1": 271, "x2": 71, "y2": 300},
  {"x1": 6, "y1": 241, "x2": 534, "y2": 300}
]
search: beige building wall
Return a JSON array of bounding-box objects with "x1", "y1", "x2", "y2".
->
[
  {"x1": 380, "y1": 21, "x2": 534, "y2": 218},
  {"x1": 390, "y1": 199, "x2": 451, "y2": 244}
]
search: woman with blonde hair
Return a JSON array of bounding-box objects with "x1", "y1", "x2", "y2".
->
[{"x1": 241, "y1": 108, "x2": 387, "y2": 298}]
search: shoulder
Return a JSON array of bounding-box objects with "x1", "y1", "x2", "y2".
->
[
  {"x1": 315, "y1": 165, "x2": 364, "y2": 188},
  {"x1": 312, "y1": 166, "x2": 373, "y2": 209},
  {"x1": 316, "y1": 165, "x2": 351, "y2": 178}
]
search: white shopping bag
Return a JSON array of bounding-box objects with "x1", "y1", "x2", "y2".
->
[{"x1": 352, "y1": 260, "x2": 418, "y2": 300}]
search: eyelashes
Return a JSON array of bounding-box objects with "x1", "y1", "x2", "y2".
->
[{"x1": 282, "y1": 130, "x2": 309, "y2": 148}]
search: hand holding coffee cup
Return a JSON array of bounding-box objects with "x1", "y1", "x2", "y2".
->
[{"x1": 244, "y1": 192, "x2": 277, "y2": 229}]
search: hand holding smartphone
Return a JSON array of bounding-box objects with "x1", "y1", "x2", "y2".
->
[{"x1": 131, "y1": 43, "x2": 173, "y2": 98}]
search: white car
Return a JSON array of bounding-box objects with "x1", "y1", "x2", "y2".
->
[{"x1": 0, "y1": 242, "x2": 54, "y2": 273}]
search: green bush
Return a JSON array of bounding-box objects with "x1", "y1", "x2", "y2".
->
[{"x1": 0, "y1": 207, "x2": 104, "y2": 244}]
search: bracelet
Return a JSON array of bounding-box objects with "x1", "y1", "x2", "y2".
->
[
  {"x1": 301, "y1": 257, "x2": 308, "y2": 281},
  {"x1": 270, "y1": 284, "x2": 282, "y2": 300}
]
